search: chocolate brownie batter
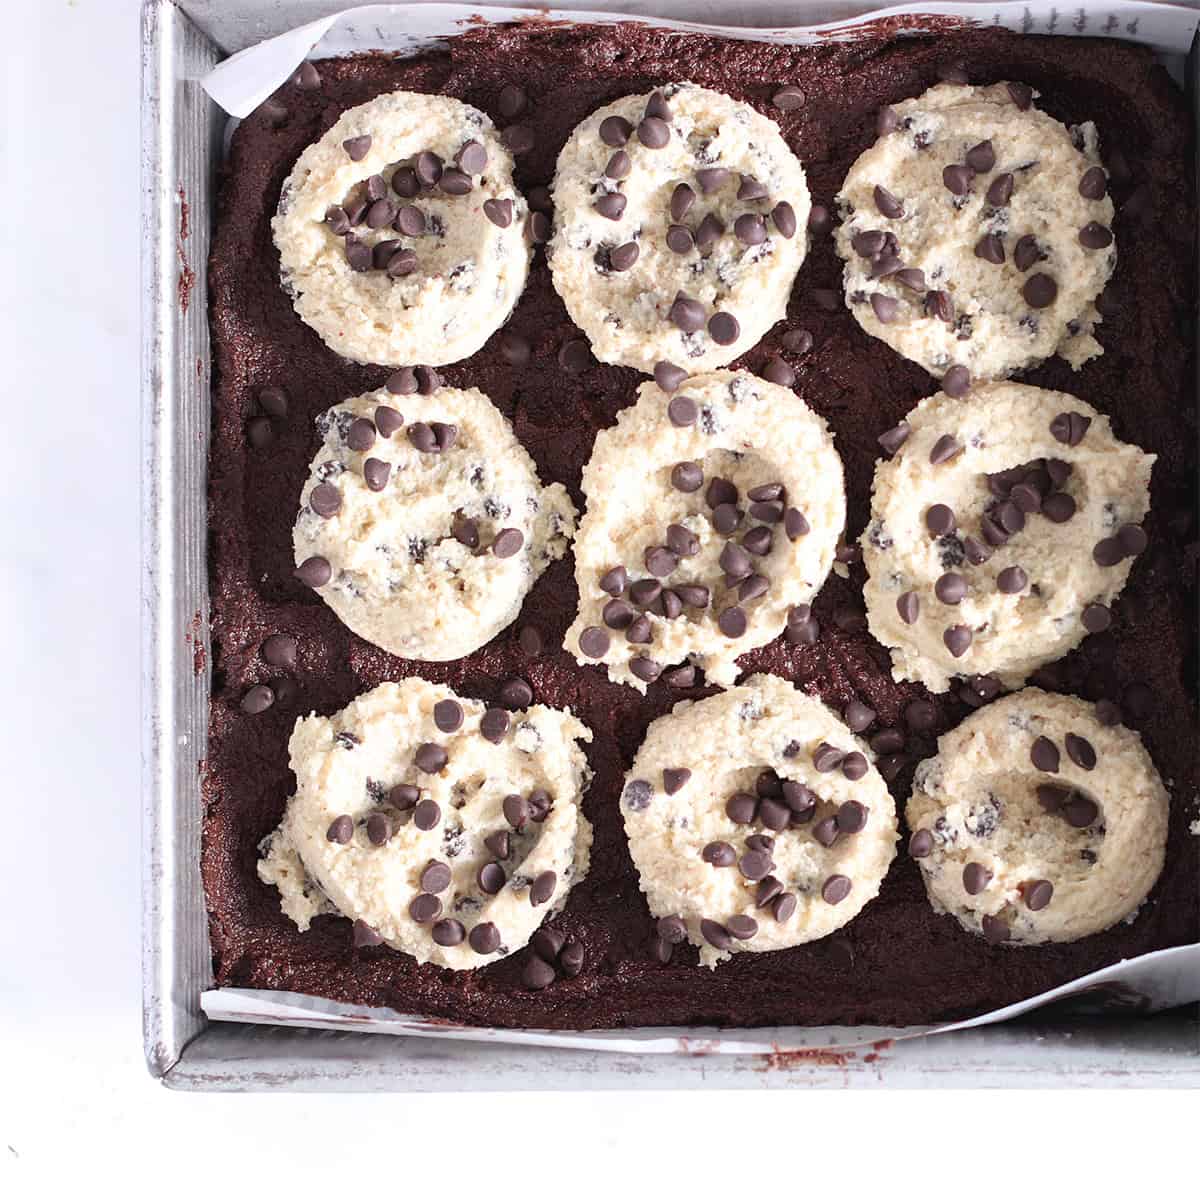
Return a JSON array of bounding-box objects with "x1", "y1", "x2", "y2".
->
[{"x1": 205, "y1": 21, "x2": 1198, "y2": 1029}]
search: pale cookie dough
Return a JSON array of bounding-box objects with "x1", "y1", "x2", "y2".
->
[
  {"x1": 294, "y1": 384, "x2": 575, "y2": 661},
  {"x1": 862, "y1": 382, "x2": 1153, "y2": 694},
  {"x1": 565, "y1": 370, "x2": 844, "y2": 692},
  {"x1": 273, "y1": 90, "x2": 531, "y2": 366},
  {"x1": 258, "y1": 679, "x2": 594, "y2": 968},
  {"x1": 835, "y1": 82, "x2": 1116, "y2": 382},
  {"x1": 549, "y1": 83, "x2": 811, "y2": 374},
  {"x1": 621, "y1": 675, "x2": 898, "y2": 967},
  {"x1": 906, "y1": 689, "x2": 1168, "y2": 945}
]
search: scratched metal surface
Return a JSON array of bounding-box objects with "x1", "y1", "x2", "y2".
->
[{"x1": 141, "y1": 0, "x2": 1200, "y2": 1088}]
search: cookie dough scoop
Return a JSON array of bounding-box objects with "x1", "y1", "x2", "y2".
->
[
  {"x1": 549, "y1": 82, "x2": 811, "y2": 373},
  {"x1": 294, "y1": 380, "x2": 575, "y2": 661},
  {"x1": 835, "y1": 82, "x2": 1116, "y2": 382},
  {"x1": 906, "y1": 689, "x2": 1168, "y2": 945},
  {"x1": 565, "y1": 370, "x2": 845, "y2": 691},
  {"x1": 862, "y1": 381, "x2": 1152, "y2": 694},
  {"x1": 258, "y1": 679, "x2": 594, "y2": 968},
  {"x1": 273, "y1": 90, "x2": 531, "y2": 366},
  {"x1": 621, "y1": 675, "x2": 898, "y2": 967}
]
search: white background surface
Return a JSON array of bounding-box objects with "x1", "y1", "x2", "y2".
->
[{"x1": 0, "y1": 1, "x2": 1193, "y2": 1193}]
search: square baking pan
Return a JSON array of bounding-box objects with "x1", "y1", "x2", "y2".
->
[{"x1": 142, "y1": 0, "x2": 1200, "y2": 1089}]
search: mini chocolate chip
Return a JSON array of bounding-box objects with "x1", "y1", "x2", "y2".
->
[
  {"x1": 599, "y1": 114, "x2": 633, "y2": 146},
  {"x1": 326, "y1": 814, "x2": 353, "y2": 843},
  {"x1": 637, "y1": 116, "x2": 670, "y2": 148},
  {"x1": 343, "y1": 135, "x2": 372, "y2": 161},
  {"x1": 501, "y1": 124, "x2": 535, "y2": 155},
  {"x1": 1079, "y1": 222, "x2": 1113, "y2": 249},
  {"x1": 943, "y1": 625, "x2": 972, "y2": 657},
  {"x1": 1031, "y1": 736, "x2": 1060, "y2": 772},
  {"x1": 529, "y1": 870, "x2": 557, "y2": 906},
  {"x1": 908, "y1": 829, "x2": 934, "y2": 858},
  {"x1": 492, "y1": 528, "x2": 524, "y2": 558},
  {"x1": 1065, "y1": 732, "x2": 1097, "y2": 770},
  {"x1": 874, "y1": 185, "x2": 904, "y2": 218},
  {"x1": 1024, "y1": 273, "x2": 1058, "y2": 308},
  {"x1": 669, "y1": 292, "x2": 706, "y2": 332},
  {"x1": 822, "y1": 875, "x2": 852, "y2": 905},
  {"x1": 1024, "y1": 879, "x2": 1054, "y2": 911},
  {"x1": 295, "y1": 556, "x2": 331, "y2": 588},
  {"x1": 929, "y1": 434, "x2": 961, "y2": 465},
  {"x1": 974, "y1": 233, "x2": 1005, "y2": 264},
  {"x1": 997, "y1": 565, "x2": 1027, "y2": 594},
  {"x1": 935, "y1": 573, "x2": 967, "y2": 604},
  {"x1": 962, "y1": 862, "x2": 991, "y2": 895},
  {"x1": 432, "y1": 918, "x2": 465, "y2": 947},
  {"x1": 708, "y1": 312, "x2": 740, "y2": 345}
]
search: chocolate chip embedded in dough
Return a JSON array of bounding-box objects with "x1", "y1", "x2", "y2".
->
[
  {"x1": 962, "y1": 862, "x2": 991, "y2": 895},
  {"x1": 873, "y1": 185, "x2": 904, "y2": 218},
  {"x1": 974, "y1": 233, "x2": 1005, "y2": 264},
  {"x1": 421, "y1": 861, "x2": 453, "y2": 893},
  {"x1": 1023, "y1": 879, "x2": 1054, "y2": 911},
  {"x1": 942, "y1": 163, "x2": 975, "y2": 196},
  {"x1": 530, "y1": 870, "x2": 557, "y2": 906},
  {"x1": 1062, "y1": 794, "x2": 1099, "y2": 828},
  {"x1": 1042, "y1": 493, "x2": 1077, "y2": 524},
  {"x1": 908, "y1": 829, "x2": 934, "y2": 858},
  {"x1": 432, "y1": 918, "x2": 466, "y2": 947},
  {"x1": 499, "y1": 677, "x2": 533, "y2": 710},
  {"x1": 717, "y1": 606, "x2": 748, "y2": 638},
  {"x1": 599, "y1": 114, "x2": 633, "y2": 146},
  {"x1": 669, "y1": 292, "x2": 706, "y2": 332},
  {"x1": 734, "y1": 213, "x2": 767, "y2": 245},
  {"x1": 655, "y1": 361, "x2": 688, "y2": 392},
  {"x1": 870, "y1": 294, "x2": 899, "y2": 323},
  {"x1": 1081, "y1": 603, "x2": 1112, "y2": 634},
  {"x1": 296, "y1": 555, "x2": 332, "y2": 587},
  {"x1": 986, "y1": 173, "x2": 1014, "y2": 206},
  {"x1": 942, "y1": 365, "x2": 971, "y2": 398},
  {"x1": 670, "y1": 183, "x2": 696, "y2": 222},
  {"x1": 929, "y1": 434, "x2": 961, "y2": 465},
  {"x1": 844, "y1": 700, "x2": 876, "y2": 733},
  {"x1": 726, "y1": 915, "x2": 758, "y2": 941},
  {"x1": 1092, "y1": 537, "x2": 1124, "y2": 567},
  {"x1": 1023, "y1": 273, "x2": 1058, "y2": 308},
  {"x1": 352, "y1": 920, "x2": 383, "y2": 948},
  {"x1": 637, "y1": 116, "x2": 670, "y2": 148},
  {"x1": 965, "y1": 139, "x2": 996, "y2": 172},
  {"x1": 1065, "y1": 732, "x2": 1097, "y2": 770},
  {"x1": 821, "y1": 875, "x2": 852, "y2": 905},
  {"x1": 696, "y1": 167, "x2": 730, "y2": 193},
  {"x1": 593, "y1": 192, "x2": 627, "y2": 220},
  {"x1": 468, "y1": 923, "x2": 501, "y2": 955},
  {"x1": 935, "y1": 572, "x2": 967, "y2": 605},
  {"x1": 738, "y1": 850, "x2": 773, "y2": 881},
  {"x1": 895, "y1": 591, "x2": 920, "y2": 624},
  {"x1": 609, "y1": 241, "x2": 640, "y2": 271},
  {"x1": 943, "y1": 625, "x2": 972, "y2": 657},
  {"x1": 579, "y1": 626, "x2": 610, "y2": 658},
  {"x1": 877, "y1": 421, "x2": 910, "y2": 456},
  {"x1": 483, "y1": 198, "x2": 514, "y2": 228},
  {"x1": 996, "y1": 565, "x2": 1028, "y2": 594},
  {"x1": 877, "y1": 106, "x2": 899, "y2": 134},
  {"x1": 433, "y1": 699, "x2": 463, "y2": 733},
  {"x1": 926, "y1": 504, "x2": 956, "y2": 536},
  {"x1": 1079, "y1": 166, "x2": 1108, "y2": 200},
  {"x1": 670, "y1": 460, "x2": 703, "y2": 492},
  {"x1": 629, "y1": 656, "x2": 662, "y2": 683},
  {"x1": 342, "y1": 135, "x2": 372, "y2": 161},
  {"x1": 812, "y1": 742, "x2": 845, "y2": 773},
  {"x1": 492, "y1": 528, "x2": 525, "y2": 559},
  {"x1": 326, "y1": 814, "x2": 353, "y2": 844},
  {"x1": 785, "y1": 603, "x2": 820, "y2": 645},
  {"x1": 1079, "y1": 222, "x2": 1114, "y2": 249},
  {"x1": 409, "y1": 893, "x2": 442, "y2": 923},
  {"x1": 708, "y1": 312, "x2": 740, "y2": 345},
  {"x1": 772, "y1": 202, "x2": 798, "y2": 238},
  {"x1": 1031, "y1": 735, "x2": 1060, "y2": 772}
]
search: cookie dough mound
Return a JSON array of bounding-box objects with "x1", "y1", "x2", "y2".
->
[
  {"x1": 862, "y1": 382, "x2": 1152, "y2": 694},
  {"x1": 294, "y1": 384, "x2": 575, "y2": 661},
  {"x1": 258, "y1": 679, "x2": 594, "y2": 968},
  {"x1": 835, "y1": 83, "x2": 1116, "y2": 381},
  {"x1": 549, "y1": 83, "x2": 811, "y2": 373},
  {"x1": 273, "y1": 91, "x2": 531, "y2": 365},
  {"x1": 622, "y1": 675, "x2": 898, "y2": 967},
  {"x1": 906, "y1": 689, "x2": 1167, "y2": 945},
  {"x1": 565, "y1": 370, "x2": 844, "y2": 691}
]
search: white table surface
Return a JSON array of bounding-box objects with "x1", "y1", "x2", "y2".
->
[{"x1": 0, "y1": 0, "x2": 1191, "y2": 1191}]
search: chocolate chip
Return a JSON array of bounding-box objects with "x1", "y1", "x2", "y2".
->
[
  {"x1": 420, "y1": 861, "x2": 452, "y2": 894},
  {"x1": 986, "y1": 172, "x2": 1014, "y2": 206},
  {"x1": 943, "y1": 625, "x2": 972, "y2": 657},
  {"x1": 873, "y1": 185, "x2": 903, "y2": 218},
  {"x1": 812, "y1": 816, "x2": 840, "y2": 848},
  {"x1": 365, "y1": 812, "x2": 391, "y2": 845},
  {"x1": 473, "y1": 861, "x2": 505, "y2": 895},
  {"x1": 593, "y1": 192, "x2": 627, "y2": 221},
  {"x1": 844, "y1": 700, "x2": 876, "y2": 733},
  {"x1": 1092, "y1": 538, "x2": 1123, "y2": 567},
  {"x1": 980, "y1": 914, "x2": 1009, "y2": 943},
  {"x1": 1042, "y1": 493, "x2": 1076, "y2": 523},
  {"x1": 429, "y1": 699, "x2": 462, "y2": 734},
  {"x1": 666, "y1": 524, "x2": 699, "y2": 558},
  {"x1": 1118, "y1": 524, "x2": 1147, "y2": 556},
  {"x1": 708, "y1": 312, "x2": 740, "y2": 345},
  {"x1": 557, "y1": 338, "x2": 593, "y2": 373},
  {"x1": 451, "y1": 515, "x2": 479, "y2": 549},
  {"x1": 943, "y1": 163, "x2": 974, "y2": 196},
  {"x1": 702, "y1": 841, "x2": 735, "y2": 867},
  {"x1": 344, "y1": 237, "x2": 373, "y2": 272},
  {"x1": 577, "y1": 625, "x2": 610, "y2": 659},
  {"x1": 772, "y1": 202, "x2": 798, "y2": 238},
  {"x1": 1012, "y1": 234, "x2": 1041, "y2": 273},
  {"x1": 1062, "y1": 794, "x2": 1099, "y2": 828},
  {"x1": 412, "y1": 798, "x2": 441, "y2": 832},
  {"x1": 736, "y1": 175, "x2": 769, "y2": 203},
  {"x1": 295, "y1": 556, "x2": 331, "y2": 588},
  {"x1": 465, "y1": 922, "x2": 500, "y2": 955},
  {"x1": 812, "y1": 742, "x2": 845, "y2": 773},
  {"x1": 772, "y1": 84, "x2": 806, "y2": 110},
  {"x1": 1023, "y1": 879, "x2": 1054, "y2": 912},
  {"x1": 738, "y1": 850, "x2": 773, "y2": 881},
  {"x1": 492, "y1": 528, "x2": 524, "y2": 558},
  {"x1": 962, "y1": 862, "x2": 991, "y2": 895},
  {"x1": 717, "y1": 606, "x2": 747, "y2": 638},
  {"x1": 878, "y1": 421, "x2": 910, "y2": 456},
  {"x1": 905, "y1": 698, "x2": 938, "y2": 732},
  {"x1": 935, "y1": 573, "x2": 966, "y2": 604},
  {"x1": 669, "y1": 292, "x2": 706, "y2": 332},
  {"x1": 483, "y1": 197, "x2": 513, "y2": 228},
  {"x1": 342, "y1": 135, "x2": 372, "y2": 161},
  {"x1": 926, "y1": 504, "x2": 956, "y2": 536},
  {"x1": 676, "y1": 584, "x2": 710, "y2": 609},
  {"x1": 1006, "y1": 81, "x2": 1033, "y2": 109},
  {"x1": 409, "y1": 893, "x2": 441, "y2": 923},
  {"x1": 781, "y1": 508, "x2": 809, "y2": 541},
  {"x1": 1065, "y1": 732, "x2": 1097, "y2": 770},
  {"x1": 1031, "y1": 736, "x2": 1060, "y2": 773},
  {"x1": 352, "y1": 920, "x2": 383, "y2": 948},
  {"x1": 962, "y1": 138, "x2": 994, "y2": 172},
  {"x1": 1079, "y1": 166, "x2": 1108, "y2": 200},
  {"x1": 1081, "y1": 603, "x2": 1111, "y2": 634},
  {"x1": 925, "y1": 289, "x2": 954, "y2": 324},
  {"x1": 528, "y1": 211, "x2": 552, "y2": 243},
  {"x1": 497, "y1": 677, "x2": 532, "y2": 710},
  {"x1": 610, "y1": 241, "x2": 640, "y2": 271},
  {"x1": 599, "y1": 565, "x2": 628, "y2": 596},
  {"x1": 942, "y1": 364, "x2": 971, "y2": 398},
  {"x1": 718, "y1": 541, "x2": 751, "y2": 580},
  {"x1": 811, "y1": 287, "x2": 840, "y2": 312},
  {"x1": 431, "y1": 918, "x2": 465, "y2": 947},
  {"x1": 655, "y1": 361, "x2": 688, "y2": 393},
  {"x1": 974, "y1": 233, "x2": 1005, "y2": 264},
  {"x1": 836, "y1": 800, "x2": 868, "y2": 834},
  {"x1": 413, "y1": 740, "x2": 448, "y2": 774},
  {"x1": 522, "y1": 955, "x2": 557, "y2": 989},
  {"x1": 742, "y1": 526, "x2": 772, "y2": 556},
  {"x1": 326, "y1": 814, "x2": 353, "y2": 843},
  {"x1": 785, "y1": 603, "x2": 819, "y2": 645},
  {"x1": 599, "y1": 114, "x2": 633, "y2": 146},
  {"x1": 1079, "y1": 222, "x2": 1113, "y2": 249},
  {"x1": 667, "y1": 185, "x2": 697, "y2": 227},
  {"x1": 995, "y1": 565, "x2": 1027, "y2": 594},
  {"x1": 734, "y1": 212, "x2": 766, "y2": 246},
  {"x1": 929, "y1": 434, "x2": 961, "y2": 465},
  {"x1": 723, "y1": 915, "x2": 756, "y2": 941},
  {"x1": 870, "y1": 293, "x2": 899, "y2": 323},
  {"x1": 821, "y1": 875, "x2": 851, "y2": 905},
  {"x1": 529, "y1": 870, "x2": 556, "y2": 906},
  {"x1": 501, "y1": 124, "x2": 535, "y2": 155},
  {"x1": 637, "y1": 116, "x2": 670, "y2": 148},
  {"x1": 603, "y1": 598, "x2": 636, "y2": 630},
  {"x1": 908, "y1": 829, "x2": 934, "y2": 858},
  {"x1": 1023, "y1": 273, "x2": 1057, "y2": 308},
  {"x1": 841, "y1": 752, "x2": 868, "y2": 781}
]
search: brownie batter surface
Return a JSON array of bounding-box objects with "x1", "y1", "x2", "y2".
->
[{"x1": 205, "y1": 21, "x2": 1198, "y2": 1029}]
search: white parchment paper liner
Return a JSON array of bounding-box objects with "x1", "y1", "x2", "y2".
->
[{"x1": 200, "y1": 2, "x2": 1200, "y2": 1053}]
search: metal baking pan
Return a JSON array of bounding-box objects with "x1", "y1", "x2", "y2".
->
[{"x1": 141, "y1": 0, "x2": 1200, "y2": 1089}]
